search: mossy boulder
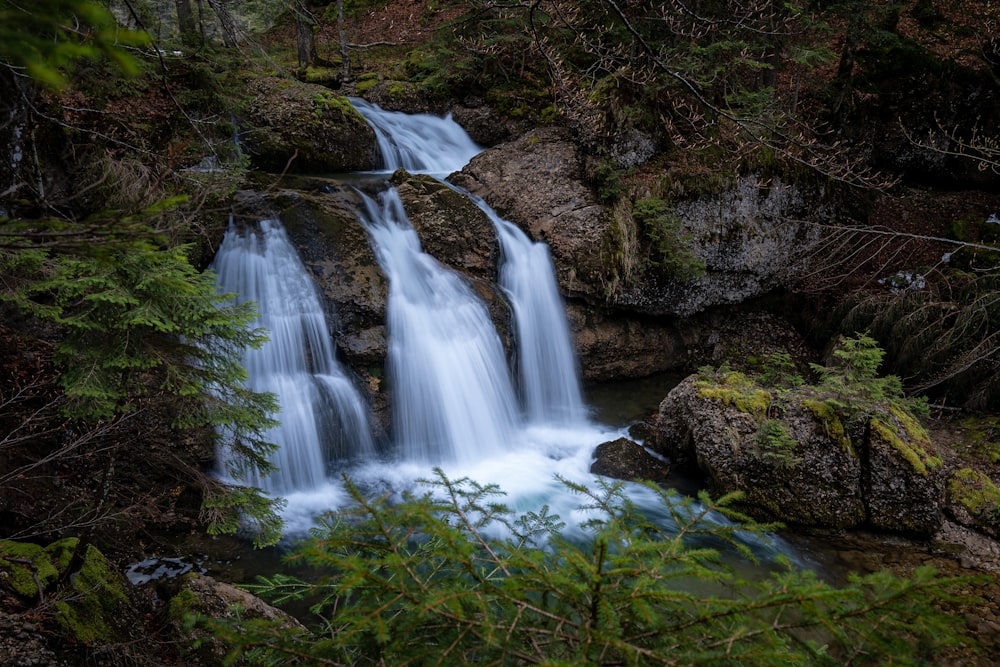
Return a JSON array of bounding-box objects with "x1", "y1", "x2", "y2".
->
[
  {"x1": 946, "y1": 467, "x2": 1000, "y2": 538},
  {"x1": 237, "y1": 76, "x2": 377, "y2": 173},
  {"x1": 164, "y1": 573, "x2": 306, "y2": 665},
  {"x1": 865, "y1": 405, "x2": 945, "y2": 533},
  {"x1": 653, "y1": 374, "x2": 945, "y2": 534},
  {"x1": 0, "y1": 538, "x2": 132, "y2": 645}
]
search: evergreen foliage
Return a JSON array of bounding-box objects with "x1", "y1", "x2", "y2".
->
[
  {"x1": 809, "y1": 332, "x2": 926, "y2": 417},
  {"x1": 0, "y1": 210, "x2": 284, "y2": 546},
  {"x1": 203, "y1": 471, "x2": 972, "y2": 666},
  {"x1": 0, "y1": 0, "x2": 147, "y2": 88},
  {"x1": 632, "y1": 198, "x2": 706, "y2": 281}
]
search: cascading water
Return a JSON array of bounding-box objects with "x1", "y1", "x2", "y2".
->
[
  {"x1": 212, "y1": 219, "x2": 375, "y2": 496},
  {"x1": 351, "y1": 98, "x2": 482, "y2": 177},
  {"x1": 481, "y1": 202, "x2": 587, "y2": 425},
  {"x1": 352, "y1": 99, "x2": 587, "y2": 427},
  {"x1": 358, "y1": 189, "x2": 519, "y2": 463}
]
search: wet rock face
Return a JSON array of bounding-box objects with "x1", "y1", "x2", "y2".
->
[
  {"x1": 391, "y1": 171, "x2": 500, "y2": 282},
  {"x1": 239, "y1": 77, "x2": 378, "y2": 173},
  {"x1": 653, "y1": 374, "x2": 945, "y2": 535},
  {"x1": 451, "y1": 127, "x2": 610, "y2": 300},
  {"x1": 590, "y1": 437, "x2": 671, "y2": 484},
  {"x1": 567, "y1": 303, "x2": 683, "y2": 382},
  {"x1": 234, "y1": 185, "x2": 387, "y2": 369},
  {"x1": 451, "y1": 128, "x2": 828, "y2": 318}
]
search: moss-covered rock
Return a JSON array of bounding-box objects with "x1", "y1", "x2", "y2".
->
[
  {"x1": 164, "y1": 573, "x2": 307, "y2": 666},
  {"x1": 696, "y1": 370, "x2": 772, "y2": 419},
  {"x1": 0, "y1": 538, "x2": 132, "y2": 645},
  {"x1": 237, "y1": 76, "x2": 377, "y2": 173},
  {"x1": 654, "y1": 370, "x2": 944, "y2": 534},
  {"x1": 864, "y1": 406, "x2": 944, "y2": 534},
  {"x1": 946, "y1": 467, "x2": 1000, "y2": 538}
]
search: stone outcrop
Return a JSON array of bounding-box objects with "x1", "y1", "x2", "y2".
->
[
  {"x1": 451, "y1": 127, "x2": 828, "y2": 318},
  {"x1": 450, "y1": 127, "x2": 609, "y2": 300},
  {"x1": 653, "y1": 374, "x2": 946, "y2": 535},
  {"x1": 390, "y1": 171, "x2": 500, "y2": 282},
  {"x1": 234, "y1": 183, "x2": 387, "y2": 368},
  {"x1": 238, "y1": 78, "x2": 378, "y2": 173}
]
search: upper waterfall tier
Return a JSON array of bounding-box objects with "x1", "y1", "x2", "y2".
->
[{"x1": 351, "y1": 97, "x2": 483, "y2": 176}]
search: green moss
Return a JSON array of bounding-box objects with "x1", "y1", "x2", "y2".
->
[
  {"x1": 948, "y1": 468, "x2": 1000, "y2": 520},
  {"x1": 696, "y1": 372, "x2": 772, "y2": 419},
  {"x1": 168, "y1": 588, "x2": 202, "y2": 622},
  {"x1": 870, "y1": 406, "x2": 942, "y2": 476},
  {"x1": 2, "y1": 539, "x2": 130, "y2": 644},
  {"x1": 46, "y1": 539, "x2": 129, "y2": 644},
  {"x1": 355, "y1": 77, "x2": 378, "y2": 95},
  {"x1": 311, "y1": 90, "x2": 363, "y2": 122},
  {"x1": 803, "y1": 399, "x2": 854, "y2": 455},
  {"x1": 0, "y1": 541, "x2": 60, "y2": 598},
  {"x1": 956, "y1": 416, "x2": 1000, "y2": 464}
]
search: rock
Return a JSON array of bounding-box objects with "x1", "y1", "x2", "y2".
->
[
  {"x1": 864, "y1": 407, "x2": 945, "y2": 533},
  {"x1": 653, "y1": 374, "x2": 945, "y2": 534},
  {"x1": 238, "y1": 77, "x2": 378, "y2": 173},
  {"x1": 567, "y1": 303, "x2": 683, "y2": 382},
  {"x1": 165, "y1": 573, "x2": 306, "y2": 666},
  {"x1": 452, "y1": 129, "x2": 828, "y2": 318},
  {"x1": 234, "y1": 184, "x2": 387, "y2": 369},
  {"x1": 391, "y1": 171, "x2": 500, "y2": 282},
  {"x1": 944, "y1": 468, "x2": 1000, "y2": 540},
  {"x1": 0, "y1": 612, "x2": 66, "y2": 666},
  {"x1": 590, "y1": 437, "x2": 671, "y2": 484},
  {"x1": 451, "y1": 127, "x2": 610, "y2": 301}
]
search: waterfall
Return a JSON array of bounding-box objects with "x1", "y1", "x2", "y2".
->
[
  {"x1": 353, "y1": 99, "x2": 587, "y2": 427},
  {"x1": 205, "y1": 101, "x2": 794, "y2": 568},
  {"x1": 492, "y1": 213, "x2": 587, "y2": 425},
  {"x1": 350, "y1": 98, "x2": 482, "y2": 177},
  {"x1": 358, "y1": 189, "x2": 519, "y2": 463},
  {"x1": 212, "y1": 220, "x2": 375, "y2": 495}
]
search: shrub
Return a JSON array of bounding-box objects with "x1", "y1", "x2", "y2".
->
[{"x1": 202, "y1": 471, "x2": 971, "y2": 666}]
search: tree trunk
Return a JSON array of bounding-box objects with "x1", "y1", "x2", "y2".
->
[
  {"x1": 207, "y1": 0, "x2": 240, "y2": 48},
  {"x1": 296, "y1": 3, "x2": 318, "y2": 69},
  {"x1": 338, "y1": 0, "x2": 351, "y2": 80},
  {"x1": 175, "y1": 0, "x2": 198, "y2": 47}
]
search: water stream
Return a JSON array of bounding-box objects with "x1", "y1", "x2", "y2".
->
[
  {"x1": 210, "y1": 100, "x2": 794, "y2": 563},
  {"x1": 211, "y1": 219, "x2": 375, "y2": 496}
]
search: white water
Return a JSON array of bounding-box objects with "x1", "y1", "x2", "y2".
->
[
  {"x1": 351, "y1": 97, "x2": 482, "y2": 177},
  {"x1": 358, "y1": 188, "x2": 519, "y2": 463},
  {"x1": 481, "y1": 202, "x2": 587, "y2": 425},
  {"x1": 353, "y1": 99, "x2": 587, "y2": 426},
  {"x1": 211, "y1": 220, "x2": 375, "y2": 496}
]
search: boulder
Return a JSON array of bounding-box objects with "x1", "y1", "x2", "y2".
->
[
  {"x1": 238, "y1": 77, "x2": 378, "y2": 173},
  {"x1": 390, "y1": 171, "x2": 500, "y2": 282},
  {"x1": 450, "y1": 127, "x2": 609, "y2": 302},
  {"x1": 165, "y1": 573, "x2": 306, "y2": 666},
  {"x1": 590, "y1": 437, "x2": 671, "y2": 484},
  {"x1": 653, "y1": 374, "x2": 945, "y2": 535}
]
